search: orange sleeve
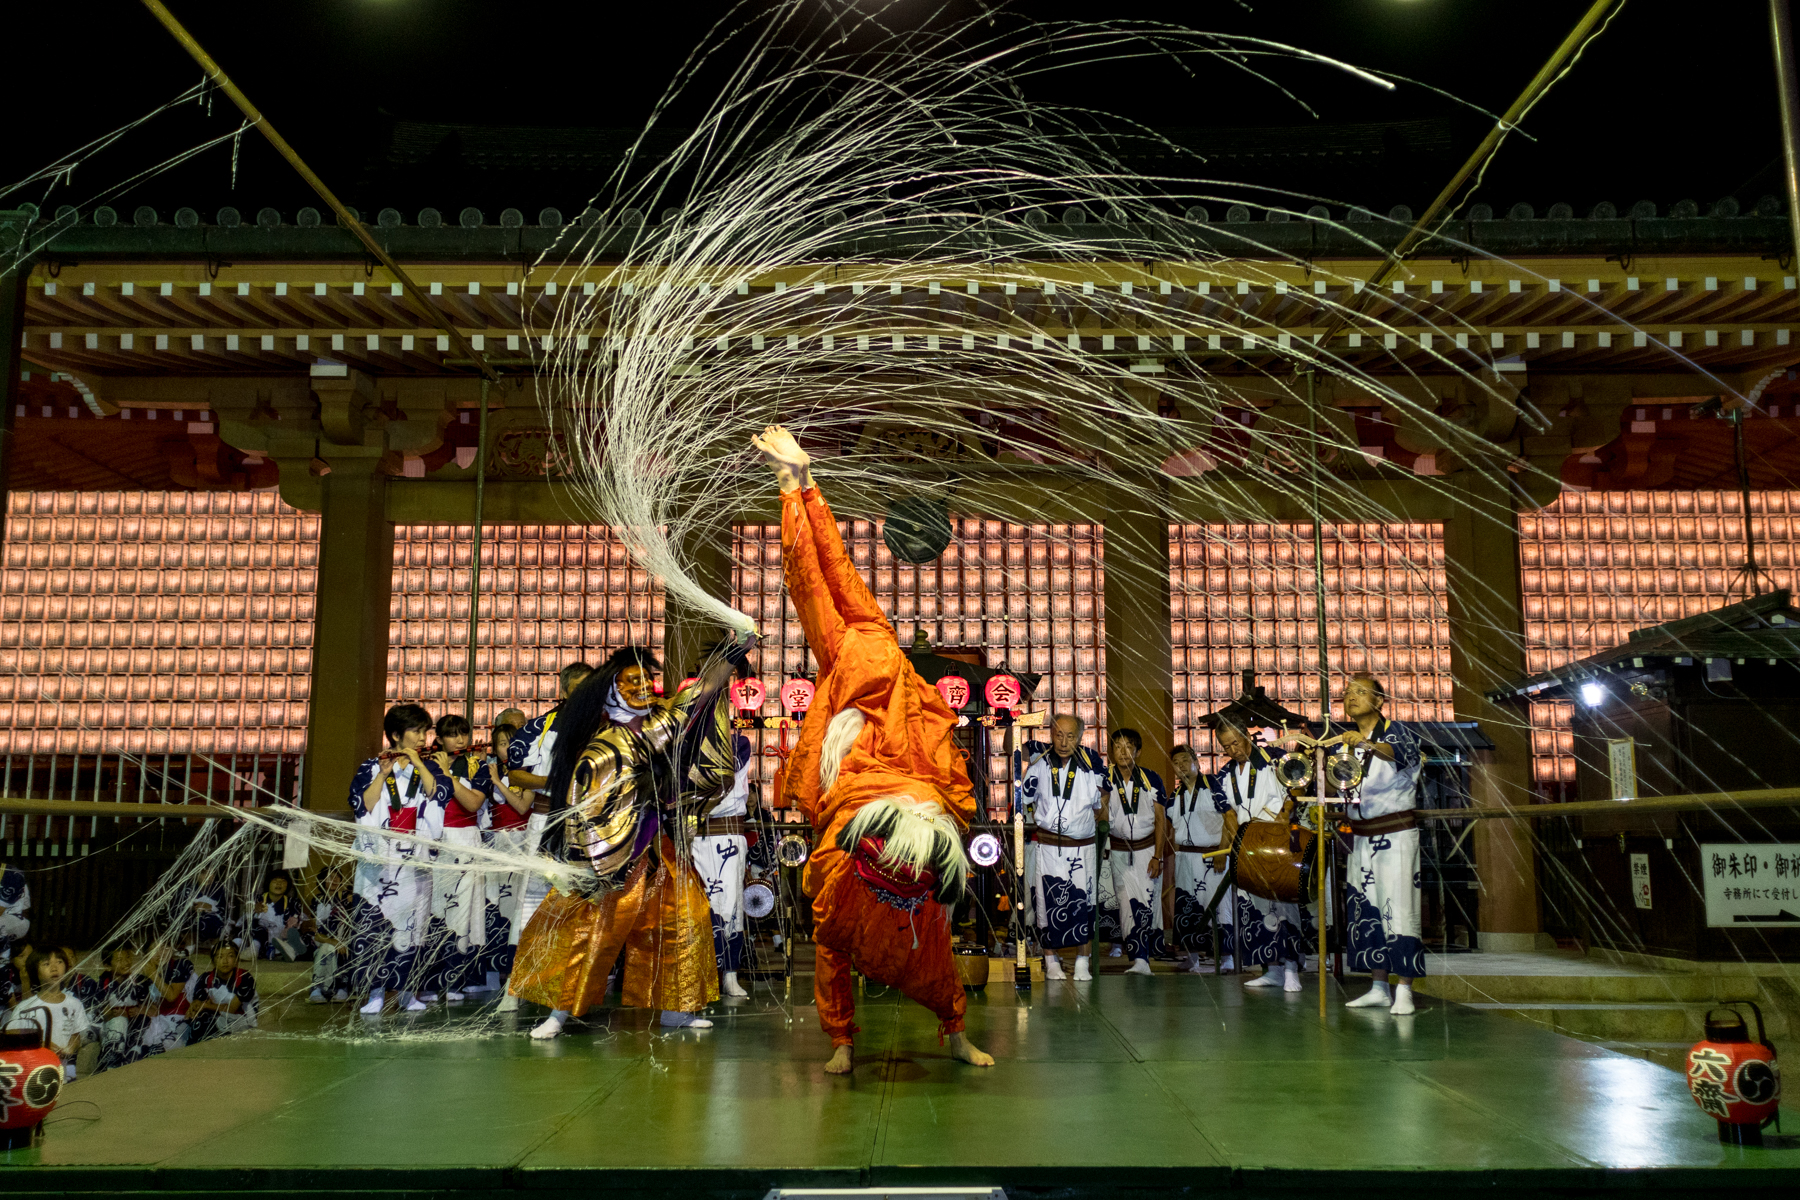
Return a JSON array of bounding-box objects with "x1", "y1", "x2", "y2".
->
[
  {"x1": 801, "y1": 486, "x2": 888, "y2": 630},
  {"x1": 781, "y1": 486, "x2": 845, "y2": 676}
]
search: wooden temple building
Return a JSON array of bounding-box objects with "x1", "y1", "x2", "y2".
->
[{"x1": 2, "y1": 174, "x2": 1798, "y2": 958}]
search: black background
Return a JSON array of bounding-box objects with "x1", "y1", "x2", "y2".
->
[{"x1": 2, "y1": 1, "x2": 1783, "y2": 221}]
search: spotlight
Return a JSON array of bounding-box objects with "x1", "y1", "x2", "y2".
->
[{"x1": 1580, "y1": 681, "x2": 1607, "y2": 707}]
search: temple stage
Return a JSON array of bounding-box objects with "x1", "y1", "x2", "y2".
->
[{"x1": 4, "y1": 968, "x2": 1797, "y2": 1199}]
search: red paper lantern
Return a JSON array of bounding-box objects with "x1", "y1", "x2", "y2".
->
[
  {"x1": 0, "y1": 1029, "x2": 64, "y2": 1150},
  {"x1": 935, "y1": 675, "x2": 972, "y2": 710},
  {"x1": 1686, "y1": 1006, "x2": 1781, "y2": 1146},
  {"x1": 984, "y1": 673, "x2": 1023, "y2": 711},
  {"x1": 730, "y1": 678, "x2": 767, "y2": 711},
  {"x1": 780, "y1": 678, "x2": 815, "y2": 713}
]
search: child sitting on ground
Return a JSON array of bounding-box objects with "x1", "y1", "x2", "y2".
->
[
  {"x1": 254, "y1": 872, "x2": 311, "y2": 962},
  {"x1": 186, "y1": 942, "x2": 258, "y2": 1042},
  {"x1": 97, "y1": 942, "x2": 153, "y2": 1071},
  {"x1": 4, "y1": 948, "x2": 90, "y2": 1081}
]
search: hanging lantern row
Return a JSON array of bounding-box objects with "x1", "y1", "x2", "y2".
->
[{"x1": 726, "y1": 673, "x2": 1023, "y2": 715}]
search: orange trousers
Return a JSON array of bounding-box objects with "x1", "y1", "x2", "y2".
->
[
  {"x1": 811, "y1": 845, "x2": 966, "y2": 1046},
  {"x1": 510, "y1": 843, "x2": 720, "y2": 1017}
]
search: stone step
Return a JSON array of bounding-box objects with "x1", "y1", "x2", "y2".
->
[
  {"x1": 1465, "y1": 1001, "x2": 1791, "y2": 1042},
  {"x1": 1417, "y1": 972, "x2": 1783, "y2": 1005}
]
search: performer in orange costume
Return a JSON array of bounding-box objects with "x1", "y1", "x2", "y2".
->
[{"x1": 753, "y1": 426, "x2": 994, "y2": 1075}]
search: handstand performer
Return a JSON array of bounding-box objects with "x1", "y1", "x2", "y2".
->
[{"x1": 753, "y1": 425, "x2": 994, "y2": 1075}]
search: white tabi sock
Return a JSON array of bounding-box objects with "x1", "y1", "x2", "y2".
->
[
  {"x1": 1043, "y1": 955, "x2": 1067, "y2": 980},
  {"x1": 1346, "y1": 980, "x2": 1392, "y2": 1008},
  {"x1": 722, "y1": 970, "x2": 749, "y2": 998},
  {"x1": 660, "y1": 1010, "x2": 714, "y2": 1029},
  {"x1": 359, "y1": 989, "x2": 385, "y2": 1015},
  {"x1": 530, "y1": 1009, "x2": 570, "y2": 1039},
  {"x1": 1282, "y1": 963, "x2": 1303, "y2": 992},
  {"x1": 1389, "y1": 983, "x2": 1416, "y2": 1015},
  {"x1": 1073, "y1": 955, "x2": 1092, "y2": 981},
  {"x1": 1126, "y1": 957, "x2": 1153, "y2": 976}
]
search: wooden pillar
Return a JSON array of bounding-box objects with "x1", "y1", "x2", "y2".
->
[
  {"x1": 302, "y1": 455, "x2": 394, "y2": 811},
  {"x1": 661, "y1": 514, "x2": 735, "y2": 685},
  {"x1": 1101, "y1": 483, "x2": 1175, "y2": 780},
  {"x1": 0, "y1": 212, "x2": 30, "y2": 546},
  {"x1": 1442, "y1": 471, "x2": 1544, "y2": 952}
]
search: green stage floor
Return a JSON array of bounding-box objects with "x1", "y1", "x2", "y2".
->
[{"x1": 5, "y1": 971, "x2": 1798, "y2": 1198}]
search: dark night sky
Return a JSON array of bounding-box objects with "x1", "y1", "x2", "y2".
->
[{"x1": 4, "y1": 1, "x2": 1785, "y2": 222}]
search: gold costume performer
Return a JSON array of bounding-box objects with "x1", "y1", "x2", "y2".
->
[{"x1": 508, "y1": 643, "x2": 747, "y2": 1030}]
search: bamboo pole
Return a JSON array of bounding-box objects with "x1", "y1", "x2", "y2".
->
[
  {"x1": 1416, "y1": 787, "x2": 1800, "y2": 820},
  {"x1": 137, "y1": 0, "x2": 497, "y2": 383},
  {"x1": 1769, "y1": 0, "x2": 1800, "y2": 269},
  {"x1": 1314, "y1": 0, "x2": 1623, "y2": 347},
  {"x1": 464, "y1": 377, "x2": 491, "y2": 723},
  {"x1": 1307, "y1": 369, "x2": 1331, "y2": 1017}
]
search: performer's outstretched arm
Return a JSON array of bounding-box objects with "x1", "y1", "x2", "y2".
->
[
  {"x1": 755, "y1": 425, "x2": 867, "y2": 670},
  {"x1": 799, "y1": 484, "x2": 888, "y2": 631}
]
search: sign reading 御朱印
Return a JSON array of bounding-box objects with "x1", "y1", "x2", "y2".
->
[{"x1": 1701, "y1": 844, "x2": 1800, "y2": 927}]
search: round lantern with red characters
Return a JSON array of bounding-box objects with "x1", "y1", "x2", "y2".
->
[
  {"x1": 984, "y1": 673, "x2": 1023, "y2": 713},
  {"x1": 729, "y1": 677, "x2": 767, "y2": 712},
  {"x1": 780, "y1": 678, "x2": 815, "y2": 714},
  {"x1": 1686, "y1": 1004, "x2": 1781, "y2": 1146},
  {"x1": 935, "y1": 674, "x2": 972, "y2": 710},
  {"x1": 0, "y1": 1026, "x2": 64, "y2": 1150}
]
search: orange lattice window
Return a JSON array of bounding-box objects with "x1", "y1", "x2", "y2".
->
[
  {"x1": 0, "y1": 490, "x2": 318, "y2": 757},
  {"x1": 1170, "y1": 522, "x2": 1453, "y2": 775},
  {"x1": 388, "y1": 524, "x2": 663, "y2": 724},
  {"x1": 1518, "y1": 489, "x2": 1800, "y2": 784}
]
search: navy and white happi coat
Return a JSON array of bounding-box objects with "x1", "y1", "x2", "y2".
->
[
  {"x1": 349, "y1": 756, "x2": 449, "y2": 959},
  {"x1": 1168, "y1": 773, "x2": 1231, "y2": 954},
  {"x1": 1341, "y1": 718, "x2": 1426, "y2": 979},
  {"x1": 693, "y1": 735, "x2": 753, "y2": 971},
  {"x1": 0, "y1": 865, "x2": 30, "y2": 949},
  {"x1": 496, "y1": 705, "x2": 561, "y2": 942},
  {"x1": 1016, "y1": 742, "x2": 1106, "y2": 950},
  {"x1": 1212, "y1": 749, "x2": 1312, "y2": 966},
  {"x1": 423, "y1": 753, "x2": 491, "y2": 952},
  {"x1": 1105, "y1": 766, "x2": 1168, "y2": 960}
]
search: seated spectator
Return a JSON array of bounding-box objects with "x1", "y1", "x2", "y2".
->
[
  {"x1": 137, "y1": 936, "x2": 195, "y2": 1059},
  {"x1": 254, "y1": 873, "x2": 311, "y2": 962},
  {"x1": 1, "y1": 939, "x2": 28, "y2": 1011},
  {"x1": 0, "y1": 860, "x2": 28, "y2": 960},
  {"x1": 57, "y1": 945, "x2": 103, "y2": 1080},
  {"x1": 308, "y1": 865, "x2": 358, "y2": 1004},
  {"x1": 186, "y1": 943, "x2": 258, "y2": 1042},
  {"x1": 4, "y1": 948, "x2": 89, "y2": 1081},
  {"x1": 97, "y1": 942, "x2": 154, "y2": 1072},
  {"x1": 173, "y1": 869, "x2": 229, "y2": 953}
]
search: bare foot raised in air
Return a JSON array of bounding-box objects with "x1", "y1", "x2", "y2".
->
[
  {"x1": 824, "y1": 1043, "x2": 855, "y2": 1075},
  {"x1": 947, "y1": 1031, "x2": 994, "y2": 1068}
]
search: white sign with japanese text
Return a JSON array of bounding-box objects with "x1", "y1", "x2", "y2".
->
[
  {"x1": 1630, "y1": 853, "x2": 1652, "y2": 910},
  {"x1": 1701, "y1": 844, "x2": 1800, "y2": 927},
  {"x1": 1607, "y1": 738, "x2": 1637, "y2": 800}
]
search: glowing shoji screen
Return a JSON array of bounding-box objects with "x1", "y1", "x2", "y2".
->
[
  {"x1": 388, "y1": 525, "x2": 663, "y2": 725},
  {"x1": 1519, "y1": 490, "x2": 1800, "y2": 784},
  {"x1": 1170, "y1": 522, "x2": 1453, "y2": 775},
  {"x1": 732, "y1": 519, "x2": 1106, "y2": 812},
  {"x1": 0, "y1": 490, "x2": 318, "y2": 756}
]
